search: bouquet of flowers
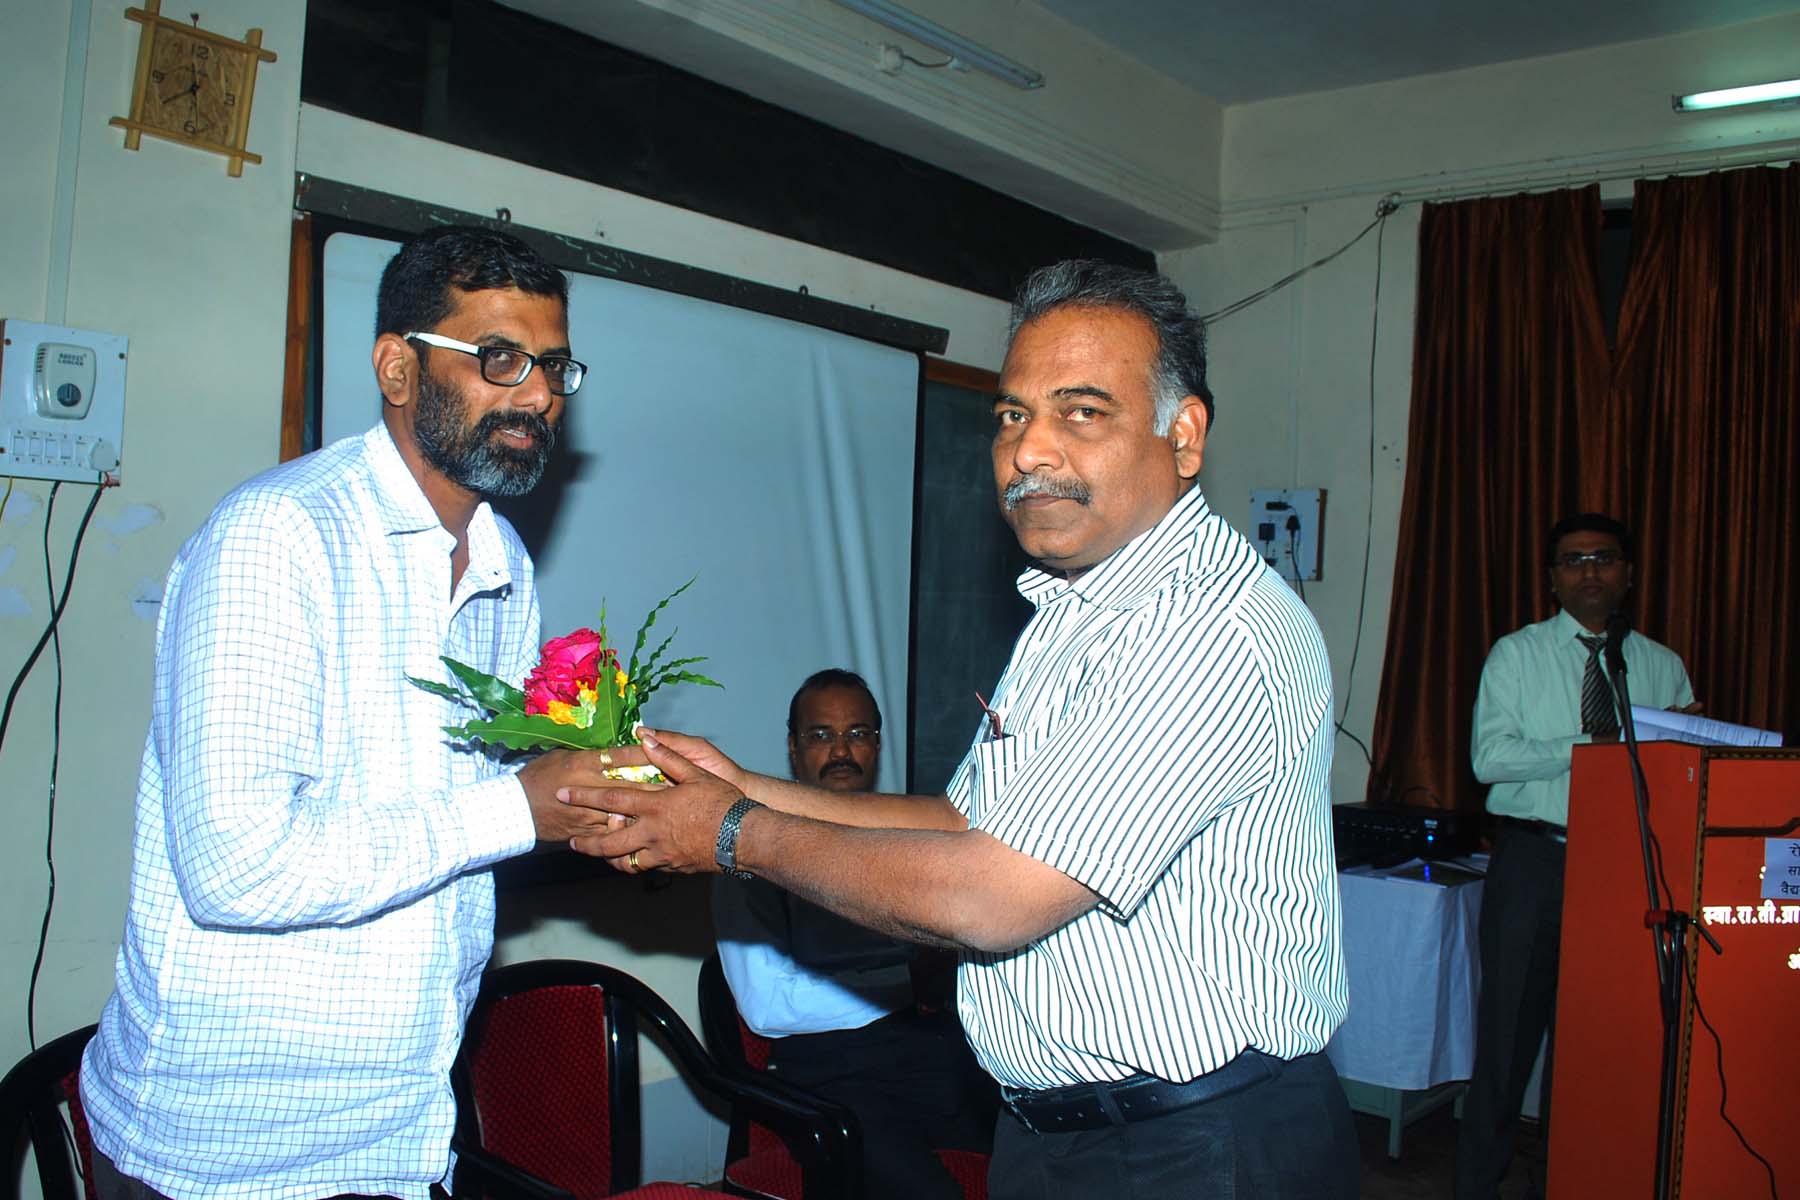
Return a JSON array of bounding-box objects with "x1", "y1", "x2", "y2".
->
[{"x1": 411, "y1": 580, "x2": 720, "y2": 777}]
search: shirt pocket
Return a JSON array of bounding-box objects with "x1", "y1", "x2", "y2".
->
[{"x1": 965, "y1": 724, "x2": 1042, "y2": 825}]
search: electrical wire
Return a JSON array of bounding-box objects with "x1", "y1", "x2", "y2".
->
[
  {"x1": 30, "y1": 482, "x2": 67, "y2": 1053},
  {"x1": 1194, "y1": 195, "x2": 1402, "y2": 770},
  {"x1": 1334, "y1": 204, "x2": 1391, "y2": 767},
  {"x1": 1625, "y1": 712, "x2": 1776, "y2": 1198},
  {"x1": 1287, "y1": 526, "x2": 1307, "y2": 603},
  {"x1": 1200, "y1": 194, "x2": 1400, "y2": 326},
  {"x1": 1683, "y1": 949, "x2": 1780, "y2": 1199},
  {"x1": 8, "y1": 478, "x2": 106, "y2": 1048}
]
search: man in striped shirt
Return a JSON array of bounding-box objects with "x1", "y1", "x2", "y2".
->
[
  {"x1": 582, "y1": 261, "x2": 1357, "y2": 1197},
  {"x1": 81, "y1": 227, "x2": 621, "y2": 1200}
]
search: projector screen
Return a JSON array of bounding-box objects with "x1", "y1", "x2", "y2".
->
[{"x1": 319, "y1": 232, "x2": 920, "y2": 786}]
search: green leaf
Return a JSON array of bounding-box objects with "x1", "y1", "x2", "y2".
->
[
  {"x1": 660, "y1": 670, "x2": 723, "y2": 689},
  {"x1": 638, "y1": 629, "x2": 679, "y2": 679},
  {"x1": 409, "y1": 674, "x2": 471, "y2": 703},
  {"x1": 628, "y1": 578, "x2": 696, "y2": 680},
  {"x1": 442, "y1": 657, "x2": 526, "y2": 714},
  {"x1": 592, "y1": 668, "x2": 624, "y2": 748},
  {"x1": 452, "y1": 712, "x2": 619, "y2": 752}
]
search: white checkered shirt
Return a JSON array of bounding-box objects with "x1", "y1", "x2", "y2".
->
[{"x1": 82, "y1": 424, "x2": 541, "y2": 1200}]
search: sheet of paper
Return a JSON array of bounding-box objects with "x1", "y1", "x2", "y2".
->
[{"x1": 1629, "y1": 706, "x2": 1784, "y2": 748}]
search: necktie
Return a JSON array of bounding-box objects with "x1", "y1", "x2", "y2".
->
[{"x1": 1579, "y1": 634, "x2": 1618, "y2": 735}]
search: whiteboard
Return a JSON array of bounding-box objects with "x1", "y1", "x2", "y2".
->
[{"x1": 320, "y1": 232, "x2": 919, "y2": 785}]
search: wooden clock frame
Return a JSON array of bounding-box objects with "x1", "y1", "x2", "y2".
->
[{"x1": 110, "y1": 0, "x2": 278, "y2": 177}]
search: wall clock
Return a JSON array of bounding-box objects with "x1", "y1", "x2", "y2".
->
[{"x1": 110, "y1": 1, "x2": 278, "y2": 177}]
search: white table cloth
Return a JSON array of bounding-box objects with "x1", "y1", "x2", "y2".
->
[{"x1": 1326, "y1": 862, "x2": 1484, "y2": 1091}]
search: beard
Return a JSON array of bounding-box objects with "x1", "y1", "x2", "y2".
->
[{"x1": 412, "y1": 365, "x2": 559, "y2": 498}]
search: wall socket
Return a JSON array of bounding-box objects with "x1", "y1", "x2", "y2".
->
[
  {"x1": 1250, "y1": 487, "x2": 1324, "y2": 583},
  {"x1": 0, "y1": 319, "x2": 129, "y2": 484}
]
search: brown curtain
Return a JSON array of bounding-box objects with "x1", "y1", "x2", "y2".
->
[
  {"x1": 1367, "y1": 188, "x2": 1610, "y2": 811},
  {"x1": 1602, "y1": 166, "x2": 1800, "y2": 741}
]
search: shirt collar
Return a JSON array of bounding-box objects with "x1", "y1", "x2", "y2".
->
[
  {"x1": 1018, "y1": 484, "x2": 1211, "y2": 611},
  {"x1": 363, "y1": 423, "x2": 447, "y2": 536},
  {"x1": 1552, "y1": 607, "x2": 1613, "y2": 645},
  {"x1": 361, "y1": 423, "x2": 514, "y2": 593}
]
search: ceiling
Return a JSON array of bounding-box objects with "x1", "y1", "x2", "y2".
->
[{"x1": 1036, "y1": 0, "x2": 1800, "y2": 103}]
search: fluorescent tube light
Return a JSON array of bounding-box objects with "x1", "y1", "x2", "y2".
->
[
  {"x1": 833, "y1": 0, "x2": 1045, "y2": 90},
  {"x1": 1672, "y1": 78, "x2": 1800, "y2": 112}
]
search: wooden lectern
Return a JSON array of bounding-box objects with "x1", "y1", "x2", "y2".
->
[{"x1": 1550, "y1": 742, "x2": 1800, "y2": 1198}]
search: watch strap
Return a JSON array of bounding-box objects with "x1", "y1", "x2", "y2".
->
[{"x1": 715, "y1": 795, "x2": 762, "y2": 880}]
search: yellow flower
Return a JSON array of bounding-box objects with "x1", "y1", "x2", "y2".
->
[
  {"x1": 544, "y1": 700, "x2": 579, "y2": 727},
  {"x1": 577, "y1": 682, "x2": 598, "y2": 705},
  {"x1": 615, "y1": 668, "x2": 629, "y2": 698}
]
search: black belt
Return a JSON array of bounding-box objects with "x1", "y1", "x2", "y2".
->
[
  {"x1": 1501, "y1": 816, "x2": 1568, "y2": 845},
  {"x1": 1000, "y1": 1050, "x2": 1278, "y2": 1133}
]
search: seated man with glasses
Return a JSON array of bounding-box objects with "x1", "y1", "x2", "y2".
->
[
  {"x1": 1456, "y1": 512, "x2": 1696, "y2": 1199},
  {"x1": 81, "y1": 225, "x2": 618, "y2": 1200},
  {"x1": 714, "y1": 669, "x2": 996, "y2": 1200}
]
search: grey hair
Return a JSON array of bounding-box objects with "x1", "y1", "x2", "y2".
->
[{"x1": 1008, "y1": 259, "x2": 1214, "y2": 434}]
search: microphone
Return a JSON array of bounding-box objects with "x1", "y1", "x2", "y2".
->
[{"x1": 1605, "y1": 611, "x2": 1630, "y2": 677}]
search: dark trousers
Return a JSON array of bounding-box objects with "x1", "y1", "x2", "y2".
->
[
  {"x1": 769, "y1": 1008, "x2": 998, "y2": 1200},
  {"x1": 90, "y1": 1148, "x2": 447, "y2": 1200},
  {"x1": 988, "y1": 1051, "x2": 1358, "y2": 1200},
  {"x1": 1455, "y1": 823, "x2": 1566, "y2": 1200}
]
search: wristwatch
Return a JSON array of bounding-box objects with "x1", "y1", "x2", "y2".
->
[{"x1": 714, "y1": 795, "x2": 763, "y2": 880}]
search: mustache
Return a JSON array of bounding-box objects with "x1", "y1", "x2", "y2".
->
[
  {"x1": 477, "y1": 408, "x2": 558, "y2": 451},
  {"x1": 1003, "y1": 473, "x2": 1092, "y2": 510}
]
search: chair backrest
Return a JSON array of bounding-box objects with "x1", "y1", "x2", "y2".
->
[
  {"x1": 0, "y1": 1025, "x2": 99, "y2": 1200},
  {"x1": 455, "y1": 961, "x2": 644, "y2": 1200},
  {"x1": 458, "y1": 958, "x2": 860, "y2": 1200}
]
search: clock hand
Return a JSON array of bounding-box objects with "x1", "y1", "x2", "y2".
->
[{"x1": 158, "y1": 66, "x2": 195, "y2": 104}]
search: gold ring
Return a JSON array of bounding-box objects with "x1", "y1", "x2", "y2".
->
[
  {"x1": 628, "y1": 850, "x2": 641, "y2": 873},
  {"x1": 599, "y1": 750, "x2": 614, "y2": 767}
]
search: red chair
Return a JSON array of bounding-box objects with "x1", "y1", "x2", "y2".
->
[
  {"x1": 0, "y1": 1024, "x2": 99, "y2": 1200},
  {"x1": 696, "y1": 952, "x2": 989, "y2": 1200},
  {"x1": 453, "y1": 959, "x2": 857, "y2": 1200}
]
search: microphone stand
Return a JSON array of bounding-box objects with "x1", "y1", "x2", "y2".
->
[{"x1": 1605, "y1": 629, "x2": 1715, "y2": 1200}]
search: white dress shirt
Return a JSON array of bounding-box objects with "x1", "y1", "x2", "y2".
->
[
  {"x1": 714, "y1": 876, "x2": 914, "y2": 1038},
  {"x1": 82, "y1": 424, "x2": 541, "y2": 1200},
  {"x1": 947, "y1": 485, "x2": 1348, "y2": 1091}
]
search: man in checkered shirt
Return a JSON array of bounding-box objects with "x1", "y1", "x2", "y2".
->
[{"x1": 81, "y1": 227, "x2": 619, "y2": 1200}]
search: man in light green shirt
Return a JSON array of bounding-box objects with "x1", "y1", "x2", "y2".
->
[{"x1": 1456, "y1": 513, "x2": 1694, "y2": 1199}]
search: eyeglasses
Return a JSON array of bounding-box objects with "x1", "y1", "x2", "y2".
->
[
  {"x1": 403, "y1": 331, "x2": 587, "y2": 396},
  {"x1": 798, "y1": 726, "x2": 880, "y2": 747},
  {"x1": 1554, "y1": 550, "x2": 1623, "y2": 570}
]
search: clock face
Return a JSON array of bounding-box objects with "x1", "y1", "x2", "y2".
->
[{"x1": 143, "y1": 25, "x2": 246, "y2": 145}]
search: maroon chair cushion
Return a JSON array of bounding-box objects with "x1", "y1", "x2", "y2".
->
[
  {"x1": 58, "y1": 1068, "x2": 99, "y2": 1200},
  {"x1": 936, "y1": 1149, "x2": 989, "y2": 1200},
  {"x1": 468, "y1": 985, "x2": 614, "y2": 1200}
]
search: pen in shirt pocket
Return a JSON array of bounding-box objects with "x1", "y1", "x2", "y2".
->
[{"x1": 975, "y1": 691, "x2": 1007, "y2": 741}]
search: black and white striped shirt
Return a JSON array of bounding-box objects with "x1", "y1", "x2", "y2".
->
[{"x1": 947, "y1": 484, "x2": 1347, "y2": 1090}]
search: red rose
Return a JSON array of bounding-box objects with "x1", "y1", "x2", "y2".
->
[{"x1": 523, "y1": 628, "x2": 605, "y2": 715}]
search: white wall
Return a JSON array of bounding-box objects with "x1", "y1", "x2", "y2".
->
[
  {"x1": 1165, "y1": 11, "x2": 1800, "y2": 808},
  {"x1": 1, "y1": 1, "x2": 1009, "y2": 1187},
  {"x1": 1, "y1": 0, "x2": 307, "y2": 1078}
]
